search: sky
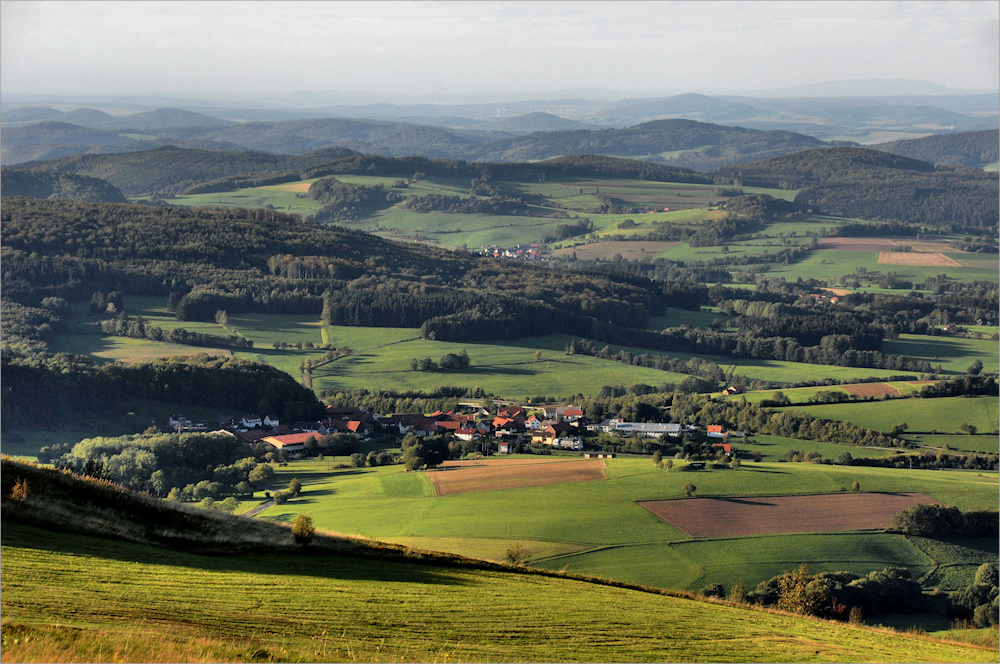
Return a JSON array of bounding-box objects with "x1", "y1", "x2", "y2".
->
[{"x1": 2, "y1": 0, "x2": 997, "y2": 103}]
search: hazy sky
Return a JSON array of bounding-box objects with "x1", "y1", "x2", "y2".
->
[{"x1": 2, "y1": 0, "x2": 997, "y2": 101}]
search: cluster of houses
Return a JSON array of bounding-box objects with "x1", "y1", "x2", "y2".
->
[
  {"x1": 167, "y1": 403, "x2": 744, "y2": 457},
  {"x1": 480, "y1": 243, "x2": 542, "y2": 260}
]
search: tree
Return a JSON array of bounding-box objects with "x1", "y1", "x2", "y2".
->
[
  {"x1": 968, "y1": 359, "x2": 984, "y2": 376},
  {"x1": 350, "y1": 452, "x2": 366, "y2": 468},
  {"x1": 289, "y1": 478, "x2": 302, "y2": 496},
  {"x1": 534, "y1": 350, "x2": 542, "y2": 363},
  {"x1": 959, "y1": 422, "x2": 978, "y2": 435},
  {"x1": 249, "y1": 463, "x2": 275, "y2": 487},
  {"x1": 683, "y1": 482, "x2": 697, "y2": 498},
  {"x1": 217, "y1": 497, "x2": 239, "y2": 513},
  {"x1": 776, "y1": 564, "x2": 830, "y2": 616},
  {"x1": 652, "y1": 451, "x2": 663, "y2": 468},
  {"x1": 851, "y1": 480, "x2": 860, "y2": 492},
  {"x1": 664, "y1": 458, "x2": 674, "y2": 471},
  {"x1": 890, "y1": 422, "x2": 908, "y2": 436},
  {"x1": 214, "y1": 309, "x2": 228, "y2": 327},
  {"x1": 304, "y1": 435, "x2": 318, "y2": 455},
  {"x1": 292, "y1": 514, "x2": 315, "y2": 545}
]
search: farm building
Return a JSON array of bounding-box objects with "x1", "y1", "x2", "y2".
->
[{"x1": 260, "y1": 433, "x2": 315, "y2": 454}]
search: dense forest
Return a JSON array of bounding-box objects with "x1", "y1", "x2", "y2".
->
[
  {"x1": 871, "y1": 129, "x2": 999, "y2": 168},
  {"x1": 1, "y1": 168, "x2": 127, "y2": 203},
  {"x1": 713, "y1": 147, "x2": 999, "y2": 232}
]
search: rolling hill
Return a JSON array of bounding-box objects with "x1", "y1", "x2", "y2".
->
[
  {"x1": 712, "y1": 147, "x2": 999, "y2": 231},
  {"x1": 871, "y1": 129, "x2": 1000, "y2": 168},
  {"x1": 1, "y1": 456, "x2": 993, "y2": 663},
  {"x1": 0, "y1": 168, "x2": 127, "y2": 203},
  {"x1": 14, "y1": 145, "x2": 359, "y2": 195}
]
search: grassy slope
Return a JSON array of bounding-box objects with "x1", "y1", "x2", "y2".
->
[
  {"x1": 785, "y1": 396, "x2": 999, "y2": 434},
  {"x1": 0, "y1": 461, "x2": 993, "y2": 664},
  {"x1": 5, "y1": 522, "x2": 992, "y2": 664}
]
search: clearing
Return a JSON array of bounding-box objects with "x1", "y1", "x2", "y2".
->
[{"x1": 638, "y1": 492, "x2": 937, "y2": 537}]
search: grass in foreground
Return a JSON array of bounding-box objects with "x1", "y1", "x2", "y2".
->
[{"x1": 1, "y1": 520, "x2": 994, "y2": 663}]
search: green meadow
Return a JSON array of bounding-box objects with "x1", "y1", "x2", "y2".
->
[
  {"x1": 786, "y1": 396, "x2": 999, "y2": 435},
  {"x1": 4, "y1": 521, "x2": 991, "y2": 664},
  {"x1": 250, "y1": 456, "x2": 998, "y2": 596},
  {"x1": 882, "y1": 334, "x2": 999, "y2": 375}
]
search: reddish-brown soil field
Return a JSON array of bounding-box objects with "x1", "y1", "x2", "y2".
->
[
  {"x1": 551, "y1": 241, "x2": 678, "y2": 261},
  {"x1": 878, "y1": 252, "x2": 962, "y2": 267},
  {"x1": 638, "y1": 492, "x2": 937, "y2": 537},
  {"x1": 842, "y1": 383, "x2": 901, "y2": 398},
  {"x1": 266, "y1": 181, "x2": 312, "y2": 192},
  {"x1": 819, "y1": 238, "x2": 902, "y2": 252},
  {"x1": 427, "y1": 458, "x2": 606, "y2": 496}
]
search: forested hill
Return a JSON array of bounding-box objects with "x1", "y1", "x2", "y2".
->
[
  {"x1": 466, "y1": 119, "x2": 826, "y2": 169},
  {"x1": 870, "y1": 129, "x2": 1000, "y2": 168},
  {"x1": 16, "y1": 145, "x2": 359, "y2": 196},
  {"x1": 1, "y1": 169, "x2": 128, "y2": 203},
  {"x1": 1, "y1": 197, "x2": 668, "y2": 343},
  {"x1": 711, "y1": 147, "x2": 999, "y2": 232}
]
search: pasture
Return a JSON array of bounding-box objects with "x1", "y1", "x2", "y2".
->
[
  {"x1": 251, "y1": 456, "x2": 998, "y2": 597},
  {"x1": 882, "y1": 334, "x2": 999, "y2": 375},
  {"x1": 787, "y1": 396, "x2": 999, "y2": 435},
  {"x1": 4, "y1": 522, "x2": 992, "y2": 664}
]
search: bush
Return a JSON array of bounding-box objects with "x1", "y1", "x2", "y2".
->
[
  {"x1": 702, "y1": 583, "x2": 726, "y2": 598},
  {"x1": 273, "y1": 490, "x2": 290, "y2": 505},
  {"x1": 292, "y1": 514, "x2": 315, "y2": 545},
  {"x1": 505, "y1": 542, "x2": 530, "y2": 565}
]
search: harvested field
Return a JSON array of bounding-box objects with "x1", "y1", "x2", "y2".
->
[
  {"x1": 878, "y1": 252, "x2": 962, "y2": 267},
  {"x1": 266, "y1": 182, "x2": 312, "y2": 192},
  {"x1": 638, "y1": 492, "x2": 937, "y2": 537},
  {"x1": 820, "y1": 288, "x2": 852, "y2": 296},
  {"x1": 427, "y1": 458, "x2": 606, "y2": 496},
  {"x1": 819, "y1": 238, "x2": 902, "y2": 252},
  {"x1": 819, "y1": 238, "x2": 963, "y2": 253},
  {"x1": 842, "y1": 383, "x2": 901, "y2": 398},
  {"x1": 551, "y1": 241, "x2": 679, "y2": 261}
]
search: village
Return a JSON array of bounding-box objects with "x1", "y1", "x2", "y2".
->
[{"x1": 167, "y1": 400, "x2": 744, "y2": 461}]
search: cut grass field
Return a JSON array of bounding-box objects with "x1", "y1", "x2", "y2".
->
[
  {"x1": 4, "y1": 522, "x2": 992, "y2": 664},
  {"x1": 785, "y1": 396, "x2": 999, "y2": 435},
  {"x1": 882, "y1": 334, "x2": 999, "y2": 375},
  {"x1": 901, "y1": 433, "x2": 999, "y2": 455}
]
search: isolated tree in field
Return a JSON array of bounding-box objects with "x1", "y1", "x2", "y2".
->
[
  {"x1": 505, "y1": 542, "x2": 529, "y2": 565},
  {"x1": 534, "y1": 350, "x2": 542, "y2": 363},
  {"x1": 214, "y1": 309, "x2": 228, "y2": 327},
  {"x1": 683, "y1": 482, "x2": 697, "y2": 498},
  {"x1": 289, "y1": 478, "x2": 302, "y2": 496},
  {"x1": 968, "y1": 359, "x2": 984, "y2": 376},
  {"x1": 292, "y1": 514, "x2": 315, "y2": 545},
  {"x1": 664, "y1": 458, "x2": 673, "y2": 471},
  {"x1": 9, "y1": 478, "x2": 29, "y2": 502},
  {"x1": 652, "y1": 451, "x2": 663, "y2": 468},
  {"x1": 851, "y1": 480, "x2": 860, "y2": 492},
  {"x1": 960, "y1": 422, "x2": 978, "y2": 435}
]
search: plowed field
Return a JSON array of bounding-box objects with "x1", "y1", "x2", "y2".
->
[
  {"x1": 550, "y1": 241, "x2": 679, "y2": 261},
  {"x1": 878, "y1": 252, "x2": 962, "y2": 266},
  {"x1": 842, "y1": 383, "x2": 901, "y2": 398},
  {"x1": 427, "y1": 458, "x2": 607, "y2": 496},
  {"x1": 638, "y1": 492, "x2": 937, "y2": 537}
]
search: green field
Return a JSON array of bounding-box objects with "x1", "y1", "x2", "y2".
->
[
  {"x1": 734, "y1": 382, "x2": 925, "y2": 405},
  {"x1": 901, "y1": 433, "x2": 1000, "y2": 455},
  {"x1": 787, "y1": 396, "x2": 1000, "y2": 435},
  {"x1": 249, "y1": 456, "x2": 998, "y2": 598},
  {"x1": 883, "y1": 334, "x2": 1000, "y2": 375},
  {"x1": 3, "y1": 521, "x2": 991, "y2": 664}
]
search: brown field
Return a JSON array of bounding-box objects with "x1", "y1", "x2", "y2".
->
[
  {"x1": 820, "y1": 287, "x2": 853, "y2": 296},
  {"x1": 842, "y1": 383, "x2": 901, "y2": 398},
  {"x1": 427, "y1": 458, "x2": 607, "y2": 496},
  {"x1": 819, "y1": 238, "x2": 902, "y2": 252},
  {"x1": 551, "y1": 241, "x2": 679, "y2": 261},
  {"x1": 819, "y1": 238, "x2": 963, "y2": 253},
  {"x1": 638, "y1": 492, "x2": 937, "y2": 537},
  {"x1": 878, "y1": 252, "x2": 963, "y2": 267},
  {"x1": 265, "y1": 181, "x2": 312, "y2": 192}
]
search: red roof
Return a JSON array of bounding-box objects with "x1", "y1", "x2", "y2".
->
[
  {"x1": 712, "y1": 443, "x2": 733, "y2": 453},
  {"x1": 707, "y1": 425, "x2": 723, "y2": 434},
  {"x1": 262, "y1": 433, "x2": 315, "y2": 448}
]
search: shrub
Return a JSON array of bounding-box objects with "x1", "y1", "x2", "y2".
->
[
  {"x1": 702, "y1": 583, "x2": 726, "y2": 598},
  {"x1": 505, "y1": 542, "x2": 530, "y2": 565},
  {"x1": 9, "y1": 477, "x2": 29, "y2": 502},
  {"x1": 289, "y1": 478, "x2": 302, "y2": 496},
  {"x1": 273, "y1": 490, "x2": 290, "y2": 505},
  {"x1": 292, "y1": 514, "x2": 315, "y2": 545}
]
